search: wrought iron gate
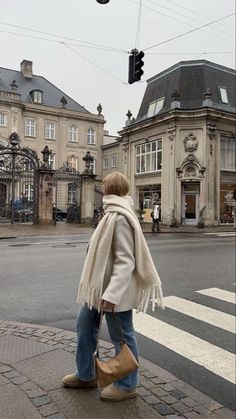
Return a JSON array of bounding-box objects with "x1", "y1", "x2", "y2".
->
[
  {"x1": 0, "y1": 133, "x2": 39, "y2": 224},
  {"x1": 53, "y1": 161, "x2": 82, "y2": 224}
]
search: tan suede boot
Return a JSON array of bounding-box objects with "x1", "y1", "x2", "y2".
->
[
  {"x1": 63, "y1": 373, "x2": 98, "y2": 388},
  {"x1": 100, "y1": 383, "x2": 137, "y2": 401}
]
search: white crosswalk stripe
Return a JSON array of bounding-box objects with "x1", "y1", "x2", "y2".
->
[
  {"x1": 133, "y1": 288, "x2": 236, "y2": 384},
  {"x1": 204, "y1": 232, "x2": 236, "y2": 237},
  {"x1": 196, "y1": 288, "x2": 236, "y2": 304},
  {"x1": 163, "y1": 296, "x2": 235, "y2": 333}
]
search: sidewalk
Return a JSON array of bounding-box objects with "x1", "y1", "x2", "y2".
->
[
  {"x1": 0, "y1": 221, "x2": 235, "y2": 239},
  {"x1": 0, "y1": 321, "x2": 234, "y2": 419}
]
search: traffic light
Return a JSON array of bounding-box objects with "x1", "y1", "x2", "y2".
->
[
  {"x1": 96, "y1": 0, "x2": 110, "y2": 3},
  {"x1": 128, "y1": 49, "x2": 145, "y2": 84}
]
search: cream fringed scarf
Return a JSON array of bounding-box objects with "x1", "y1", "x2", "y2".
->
[{"x1": 77, "y1": 194, "x2": 164, "y2": 312}]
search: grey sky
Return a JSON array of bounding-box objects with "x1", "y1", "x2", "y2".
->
[{"x1": 1, "y1": 0, "x2": 235, "y2": 135}]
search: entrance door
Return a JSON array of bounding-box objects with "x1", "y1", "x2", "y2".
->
[{"x1": 182, "y1": 183, "x2": 200, "y2": 225}]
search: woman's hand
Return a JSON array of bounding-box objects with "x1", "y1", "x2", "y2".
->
[{"x1": 100, "y1": 299, "x2": 115, "y2": 311}]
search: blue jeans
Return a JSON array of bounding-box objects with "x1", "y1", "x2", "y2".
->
[{"x1": 75, "y1": 305, "x2": 139, "y2": 390}]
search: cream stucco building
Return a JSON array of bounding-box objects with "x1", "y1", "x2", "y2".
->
[
  {"x1": 0, "y1": 60, "x2": 104, "y2": 216},
  {"x1": 103, "y1": 60, "x2": 236, "y2": 226}
]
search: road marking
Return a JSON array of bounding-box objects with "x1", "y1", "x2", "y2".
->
[
  {"x1": 196, "y1": 288, "x2": 236, "y2": 304},
  {"x1": 204, "y1": 232, "x2": 236, "y2": 237},
  {"x1": 133, "y1": 312, "x2": 236, "y2": 384},
  {"x1": 163, "y1": 296, "x2": 235, "y2": 333}
]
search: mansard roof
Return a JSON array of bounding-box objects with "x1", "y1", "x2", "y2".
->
[
  {"x1": 0, "y1": 63, "x2": 90, "y2": 114},
  {"x1": 136, "y1": 60, "x2": 235, "y2": 122}
]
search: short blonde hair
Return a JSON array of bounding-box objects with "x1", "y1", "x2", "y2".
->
[{"x1": 102, "y1": 172, "x2": 129, "y2": 196}]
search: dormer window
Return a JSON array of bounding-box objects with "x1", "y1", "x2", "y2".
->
[
  {"x1": 219, "y1": 87, "x2": 229, "y2": 104},
  {"x1": 147, "y1": 97, "x2": 165, "y2": 118},
  {"x1": 30, "y1": 90, "x2": 43, "y2": 104}
]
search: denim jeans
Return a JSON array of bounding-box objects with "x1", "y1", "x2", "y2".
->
[{"x1": 75, "y1": 305, "x2": 139, "y2": 390}]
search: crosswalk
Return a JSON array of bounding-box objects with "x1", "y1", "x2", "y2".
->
[
  {"x1": 133, "y1": 287, "x2": 236, "y2": 384},
  {"x1": 204, "y1": 232, "x2": 236, "y2": 237}
]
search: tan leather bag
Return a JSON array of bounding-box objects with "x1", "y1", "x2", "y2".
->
[{"x1": 94, "y1": 311, "x2": 139, "y2": 388}]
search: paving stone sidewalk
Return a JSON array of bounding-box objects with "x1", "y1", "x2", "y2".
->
[{"x1": 0, "y1": 321, "x2": 234, "y2": 419}]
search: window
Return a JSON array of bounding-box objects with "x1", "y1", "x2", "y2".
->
[
  {"x1": 147, "y1": 97, "x2": 165, "y2": 118},
  {"x1": 87, "y1": 128, "x2": 96, "y2": 145},
  {"x1": 90, "y1": 158, "x2": 96, "y2": 174},
  {"x1": 30, "y1": 90, "x2": 43, "y2": 104},
  {"x1": 103, "y1": 157, "x2": 109, "y2": 169},
  {"x1": 68, "y1": 126, "x2": 78, "y2": 142},
  {"x1": 219, "y1": 87, "x2": 229, "y2": 104},
  {"x1": 68, "y1": 155, "x2": 78, "y2": 171},
  {"x1": 220, "y1": 137, "x2": 236, "y2": 171},
  {"x1": 48, "y1": 154, "x2": 55, "y2": 169},
  {"x1": 136, "y1": 140, "x2": 162, "y2": 174},
  {"x1": 25, "y1": 118, "x2": 36, "y2": 137},
  {"x1": 0, "y1": 113, "x2": 6, "y2": 126},
  {"x1": 111, "y1": 154, "x2": 117, "y2": 168},
  {"x1": 24, "y1": 183, "x2": 34, "y2": 201},
  {"x1": 68, "y1": 183, "x2": 77, "y2": 204},
  {"x1": 45, "y1": 122, "x2": 55, "y2": 140}
]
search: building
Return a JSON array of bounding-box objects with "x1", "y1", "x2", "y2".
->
[
  {"x1": 0, "y1": 60, "x2": 105, "y2": 213},
  {"x1": 108, "y1": 60, "x2": 235, "y2": 226}
]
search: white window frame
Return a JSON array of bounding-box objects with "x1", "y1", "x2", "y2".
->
[
  {"x1": 48, "y1": 154, "x2": 55, "y2": 170},
  {"x1": 219, "y1": 87, "x2": 229, "y2": 104},
  {"x1": 25, "y1": 118, "x2": 36, "y2": 137},
  {"x1": 68, "y1": 183, "x2": 77, "y2": 204},
  {"x1": 87, "y1": 128, "x2": 96, "y2": 145},
  {"x1": 220, "y1": 137, "x2": 236, "y2": 171},
  {"x1": 45, "y1": 122, "x2": 56, "y2": 140},
  {"x1": 111, "y1": 154, "x2": 117, "y2": 168},
  {"x1": 136, "y1": 139, "x2": 162, "y2": 174},
  {"x1": 103, "y1": 157, "x2": 109, "y2": 169},
  {"x1": 68, "y1": 125, "x2": 78, "y2": 143},
  {"x1": 90, "y1": 158, "x2": 96, "y2": 174},
  {"x1": 0, "y1": 113, "x2": 7, "y2": 126},
  {"x1": 68, "y1": 155, "x2": 78, "y2": 171},
  {"x1": 32, "y1": 90, "x2": 43, "y2": 104},
  {"x1": 147, "y1": 97, "x2": 165, "y2": 117}
]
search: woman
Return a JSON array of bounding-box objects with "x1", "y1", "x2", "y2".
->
[{"x1": 63, "y1": 172, "x2": 164, "y2": 401}]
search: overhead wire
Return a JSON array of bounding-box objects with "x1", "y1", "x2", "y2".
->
[
  {"x1": 135, "y1": 0, "x2": 143, "y2": 50},
  {"x1": 129, "y1": 0, "x2": 235, "y2": 45},
  {"x1": 145, "y1": 0, "x2": 234, "y2": 39},
  {"x1": 143, "y1": 13, "x2": 235, "y2": 52}
]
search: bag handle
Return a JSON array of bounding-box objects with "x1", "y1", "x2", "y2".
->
[{"x1": 95, "y1": 310, "x2": 125, "y2": 355}]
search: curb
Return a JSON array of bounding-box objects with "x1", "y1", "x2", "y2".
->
[{"x1": 0, "y1": 320, "x2": 234, "y2": 418}]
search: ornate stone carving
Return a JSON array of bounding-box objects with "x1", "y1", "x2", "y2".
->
[
  {"x1": 176, "y1": 154, "x2": 205, "y2": 179},
  {"x1": 183, "y1": 133, "x2": 198, "y2": 153},
  {"x1": 207, "y1": 123, "x2": 216, "y2": 155},
  {"x1": 167, "y1": 126, "x2": 176, "y2": 154}
]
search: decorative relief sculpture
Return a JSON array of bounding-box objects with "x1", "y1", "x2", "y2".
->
[
  {"x1": 167, "y1": 126, "x2": 176, "y2": 154},
  {"x1": 183, "y1": 133, "x2": 198, "y2": 153},
  {"x1": 207, "y1": 123, "x2": 216, "y2": 155},
  {"x1": 176, "y1": 154, "x2": 205, "y2": 179}
]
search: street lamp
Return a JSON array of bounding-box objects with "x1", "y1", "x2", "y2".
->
[{"x1": 96, "y1": 0, "x2": 110, "y2": 3}]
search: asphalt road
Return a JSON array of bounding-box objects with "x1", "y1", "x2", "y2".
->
[{"x1": 0, "y1": 232, "x2": 235, "y2": 409}]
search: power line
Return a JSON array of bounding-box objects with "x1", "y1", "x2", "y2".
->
[
  {"x1": 63, "y1": 44, "x2": 128, "y2": 85},
  {"x1": 129, "y1": 0, "x2": 235, "y2": 45},
  {"x1": 0, "y1": 21, "x2": 128, "y2": 54},
  {"x1": 145, "y1": 0, "x2": 234, "y2": 40},
  {"x1": 148, "y1": 51, "x2": 234, "y2": 55},
  {"x1": 143, "y1": 13, "x2": 235, "y2": 52},
  {"x1": 164, "y1": 0, "x2": 234, "y2": 32},
  {"x1": 135, "y1": 0, "x2": 143, "y2": 50}
]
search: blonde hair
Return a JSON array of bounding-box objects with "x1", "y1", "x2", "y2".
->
[{"x1": 102, "y1": 172, "x2": 129, "y2": 196}]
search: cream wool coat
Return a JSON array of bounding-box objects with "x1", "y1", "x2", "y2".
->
[
  {"x1": 77, "y1": 195, "x2": 164, "y2": 312},
  {"x1": 101, "y1": 214, "x2": 140, "y2": 312}
]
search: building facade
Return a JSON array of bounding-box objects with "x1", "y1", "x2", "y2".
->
[
  {"x1": 0, "y1": 60, "x2": 105, "y2": 215},
  {"x1": 105, "y1": 60, "x2": 236, "y2": 226}
]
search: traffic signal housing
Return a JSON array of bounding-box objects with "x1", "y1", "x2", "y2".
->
[{"x1": 128, "y1": 49, "x2": 145, "y2": 84}]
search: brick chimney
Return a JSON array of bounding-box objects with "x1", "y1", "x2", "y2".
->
[{"x1": 20, "y1": 60, "x2": 33, "y2": 78}]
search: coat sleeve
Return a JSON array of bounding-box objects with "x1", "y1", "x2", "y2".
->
[{"x1": 101, "y1": 214, "x2": 135, "y2": 306}]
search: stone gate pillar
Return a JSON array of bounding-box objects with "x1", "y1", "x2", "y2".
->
[
  {"x1": 38, "y1": 169, "x2": 54, "y2": 224},
  {"x1": 81, "y1": 175, "x2": 96, "y2": 222},
  {"x1": 38, "y1": 145, "x2": 54, "y2": 225}
]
